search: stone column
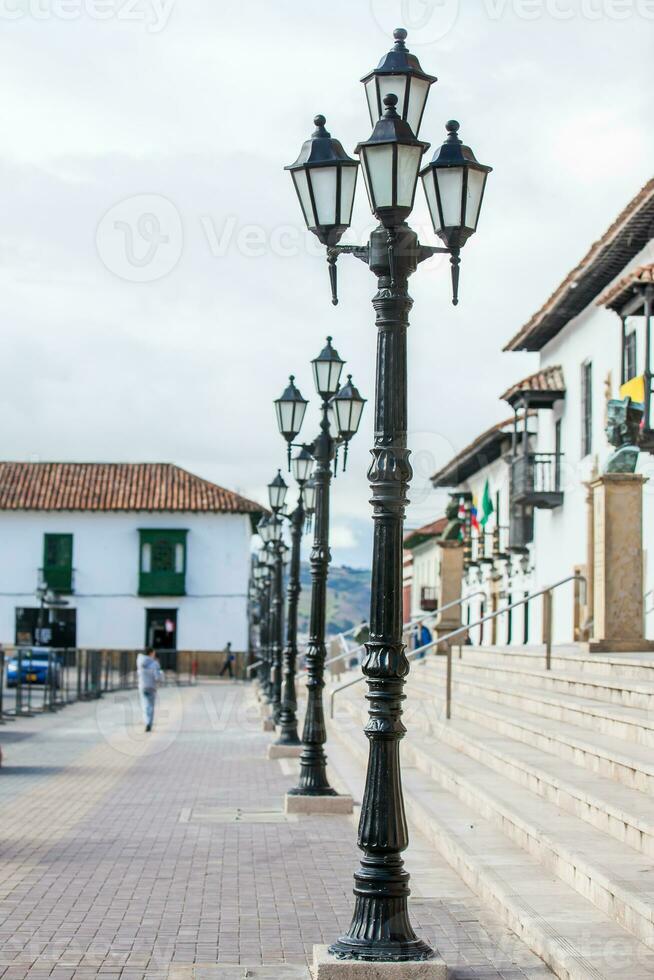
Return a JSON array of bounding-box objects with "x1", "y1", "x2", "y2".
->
[
  {"x1": 580, "y1": 474, "x2": 596, "y2": 640},
  {"x1": 589, "y1": 473, "x2": 654, "y2": 653},
  {"x1": 435, "y1": 540, "x2": 464, "y2": 651}
]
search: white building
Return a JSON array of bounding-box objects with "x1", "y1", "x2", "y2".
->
[
  {"x1": 431, "y1": 177, "x2": 654, "y2": 646},
  {"x1": 403, "y1": 518, "x2": 446, "y2": 621},
  {"x1": 0, "y1": 462, "x2": 263, "y2": 653}
]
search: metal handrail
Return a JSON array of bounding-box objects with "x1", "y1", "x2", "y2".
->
[
  {"x1": 324, "y1": 590, "x2": 486, "y2": 669},
  {"x1": 330, "y1": 573, "x2": 586, "y2": 717},
  {"x1": 246, "y1": 658, "x2": 264, "y2": 677},
  {"x1": 335, "y1": 620, "x2": 369, "y2": 642}
]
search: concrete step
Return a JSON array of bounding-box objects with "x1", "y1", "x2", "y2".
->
[
  {"x1": 438, "y1": 691, "x2": 654, "y2": 796},
  {"x1": 336, "y1": 680, "x2": 654, "y2": 855},
  {"x1": 433, "y1": 713, "x2": 654, "y2": 858},
  {"x1": 413, "y1": 664, "x2": 654, "y2": 748},
  {"x1": 434, "y1": 656, "x2": 654, "y2": 710},
  {"x1": 460, "y1": 645, "x2": 654, "y2": 682},
  {"x1": 327, "y1": 700, "x2": 654, "y2": 980}
]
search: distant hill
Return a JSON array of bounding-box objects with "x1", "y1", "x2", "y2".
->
[{"x1": 297, "y1": 563, "x2": 370, "y2": 637}]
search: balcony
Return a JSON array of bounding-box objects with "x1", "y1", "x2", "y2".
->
[
  {"x1": 420, "y1": 586, "x2": 438, "y2": 612},
  {"x1": 511, "y1": 452, "x2": 563, "y2": 509}
]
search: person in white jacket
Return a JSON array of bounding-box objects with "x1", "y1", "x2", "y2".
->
[{"x1": 137, "y1": 649, "x2": 162, "y2": 732}]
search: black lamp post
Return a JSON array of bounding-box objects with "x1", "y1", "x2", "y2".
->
[
  {"x1": 286, "y1": 27, "x2": 491, "y2": 964},
  {"x1": 256, "y1": 534, "x2": 276, "y2": 704},
  {"x1": 253, "y1": 556, "x2": 272, "y2": 697},
  {"x1": 275, "y1": 448, "x2": 313, "y2": 746},
  {"x1": 275, "y1": 340, "x2": 366, "y2": 796},
  {"x1": 259, "y1": 506, "x2": 286, "y2": 721}
]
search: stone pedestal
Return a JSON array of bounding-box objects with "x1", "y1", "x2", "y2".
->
[
  {"x1": 267, "y1": 743, "x2": 302, "y2": 760},
  {"x1": 284, "y1": 793, "x2": 354, "y2": 815},
  {"x1": 589, "y1": 473, "x2": 654, "y2": 653},
  {"x1": 435, "y1": 541, "x2": 464, "y2": 651},
  {"x1": 312, "y1": 946, "x2": 447, "y2": 979}
]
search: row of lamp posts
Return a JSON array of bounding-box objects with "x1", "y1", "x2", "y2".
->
[{"x1": 249, "y1": 26, "x2": 491, "y2": 967}]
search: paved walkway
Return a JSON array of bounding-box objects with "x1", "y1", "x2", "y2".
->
[{"x1": 0, "y1": 682, "x2": 552, "y2": 979}]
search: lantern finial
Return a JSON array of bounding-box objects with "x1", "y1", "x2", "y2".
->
[
  {"x1": 446, "y1": 120, "x2": 462, "y2": 142},
  {"x1": 313, "y1": 114, "x2": 328, "y2": 135},
  {"x1": 383, "y1": 93, "x2": 399, "y2": 115},
  {"x1": 393, "y1": 27, "x2": 408, "y2": 46}
]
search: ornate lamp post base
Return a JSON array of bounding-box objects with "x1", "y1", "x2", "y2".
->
[{"x1": 285, "y1": 792, "x2": 353, "y2": 815}]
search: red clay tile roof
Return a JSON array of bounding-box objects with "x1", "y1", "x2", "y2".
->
[
  {"x1": 500, "y1": 365, "x2": 565, "y2": 405},
  {"x1": 404, "y1": 517, "x2": 447, "y2": 550},
  {"x1": 504, "y1": 179, "x2": 654, "y2": 352},
  {"x1": 597, "y1": 263, "x2": 654, "y2": 311},
  {"x1": 0, "y1": 462, "x2": 264, "y2": 514}
]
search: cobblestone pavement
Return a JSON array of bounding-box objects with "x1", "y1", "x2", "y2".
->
[{"x1": 0, "y1": 682, "x2": 553, "y2": 979}]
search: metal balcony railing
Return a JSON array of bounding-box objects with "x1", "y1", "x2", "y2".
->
[{"x1": 511, "y1": 452, "x2": 563, "y2": 509}]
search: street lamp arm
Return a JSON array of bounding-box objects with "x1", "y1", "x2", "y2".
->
[
  {"x1": 326, "y1": 244, "x2": 370, "y2": 305},
  {"x1": 417, "y1": 244, "x2": 451, "y2": 261}
]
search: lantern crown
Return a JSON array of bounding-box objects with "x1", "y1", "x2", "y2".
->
[
  {"x1": 287, "y1": 115, "x2": 355, "y2": 169},
  {"x1": 426, "y1": 120, "x2": 489, "y2": 170},
  {"x1": 365, "y1": 28, "x2": 437, "y2": 82},
  {"x1": 357, "y1": 93, "x2": 428, "y2": 150}
]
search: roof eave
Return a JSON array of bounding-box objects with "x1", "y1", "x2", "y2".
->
[{"x1": 503, "y1": 179, "x2": 654, "y2": 352}]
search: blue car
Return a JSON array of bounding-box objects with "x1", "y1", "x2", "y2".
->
[{"x1": 6, "y1": 649, "x2": 63, "y2": 688}]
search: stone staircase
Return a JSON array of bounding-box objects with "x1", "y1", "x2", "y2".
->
[{"x1": 325, "y1": 645, "x2": 654, "y2": 980}]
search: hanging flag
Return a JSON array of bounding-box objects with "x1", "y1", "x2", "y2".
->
[
  {"x1": 480, "y1": 479, "x2": 494, "y2": 527},
  {"x1": 470, "y1": 495, "x2": 480, "y2": 532}
]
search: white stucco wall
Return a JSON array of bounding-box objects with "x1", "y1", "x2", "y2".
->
[
  {"x1": 532, "y1": 241, "x2": 654, "y2": 643},
  {"x1": 0, "y1": 510, "x2": 253, "y2": 649}
]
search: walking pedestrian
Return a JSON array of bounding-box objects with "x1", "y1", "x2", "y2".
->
[
  {"x1": 413, "y1": 620, "x2": 432, "y2": 659},
  {"x1": 137, "y1": 648, "x2": 162, "y2": 732},
  {"x1": 218, "y1": 642, "x2": 235, "y2": 679}
]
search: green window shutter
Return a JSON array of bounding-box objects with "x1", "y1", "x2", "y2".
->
[
  {"x1": 139, "y1": 529, "x2": 187, "y2": 596},
  {"x1": 43, "y1": 534, "x2": 74, "y2": 593}
]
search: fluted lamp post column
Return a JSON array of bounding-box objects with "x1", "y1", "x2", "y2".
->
[
  {"x1": 285, "y1": 27, "x2": 492, "y2": 975},
  {"x1": 275, "y1": 341, "x2": 366, "y2": 814}
]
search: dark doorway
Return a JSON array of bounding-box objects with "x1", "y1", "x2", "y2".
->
[
  {"x1": 145, "y1": 608, "x2": 178, "y2": 671},
  {"x1": 16, "y1": 607, "x2": 77, "y2": 648}
]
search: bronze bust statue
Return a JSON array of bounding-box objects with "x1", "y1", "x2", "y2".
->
[
  {"x1": 440, "y1": 494, "x2": 463, "y2": 541},
  {"x1": 604, "y1": 397, "x2": 643, "y2": 473}
]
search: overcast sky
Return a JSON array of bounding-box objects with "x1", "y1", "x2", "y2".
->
[{"x1": 1, "y1": 0, "x2": 652, "y2": 567}]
